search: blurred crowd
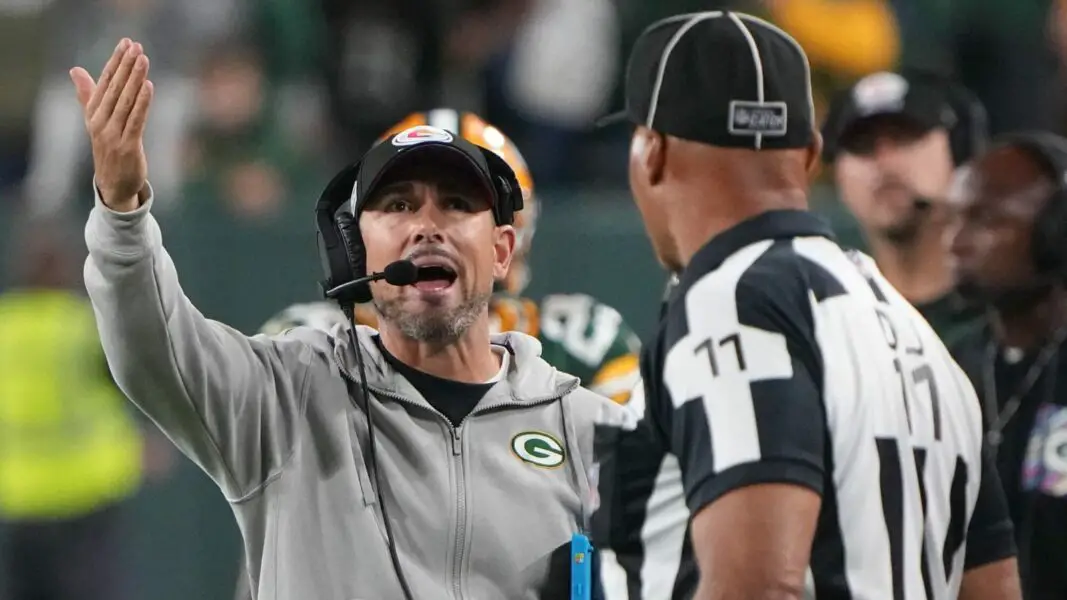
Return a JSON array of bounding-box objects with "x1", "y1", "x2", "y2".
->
[
  {"x1": 3, "y1": 0, "x2": 1067, "y2": 598},
  {"x1": 1, "y1": 0, "x2": 1066, "y2": 214}
]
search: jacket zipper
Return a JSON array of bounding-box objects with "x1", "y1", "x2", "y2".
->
[
  {"x1": 368, "y1": 386, "x2": 467, "y2": 600},
  {"x1": 450, "y1": 426, "x2": 465, "y2": 600},
  {"x1": 337, "y1": 362, "x2": 467, "y2": 598},
  {"x1": 337, "y1": 356, "x2": 580, "y2": 599}
]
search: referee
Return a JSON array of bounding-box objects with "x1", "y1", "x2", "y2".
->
[{"x1": 593, "y1": 11, "x2": 1021, "y2": 599}]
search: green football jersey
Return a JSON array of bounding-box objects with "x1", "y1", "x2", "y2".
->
[{"x1": 490, "y1": 293, "x2": 642, "y2": 405}]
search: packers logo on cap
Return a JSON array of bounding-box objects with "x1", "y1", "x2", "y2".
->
[{"x1": 392, "y1": 125, "x2": 454, "y2": 147}]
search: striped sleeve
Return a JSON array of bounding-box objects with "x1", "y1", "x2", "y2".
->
[{"x1": 662, "y1": 247, "x2": 826, "y2": 514}]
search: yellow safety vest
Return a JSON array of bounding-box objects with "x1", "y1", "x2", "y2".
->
[{"x1": 0, "y1": 289, "x2": 142, "y2": 520}]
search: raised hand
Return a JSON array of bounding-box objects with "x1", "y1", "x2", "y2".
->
[{"x1": 70, "y1": 38, "x2": 154, "y2": 212}]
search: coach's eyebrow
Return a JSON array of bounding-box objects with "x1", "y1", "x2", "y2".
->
[{"x1": 364, "y1": 182, "x2": 416, "y2": 209}]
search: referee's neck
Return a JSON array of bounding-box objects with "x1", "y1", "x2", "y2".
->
[
  {"x1": 668, "y1": 187, "x2": 808, "y2": 269},
  {"x1": 661, "y1": 139, "x2": 813, "y2": 270}
]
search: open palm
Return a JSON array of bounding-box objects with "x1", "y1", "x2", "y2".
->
[{"x1": 69, "y1": 38, "x2": 154, "y2": 213}]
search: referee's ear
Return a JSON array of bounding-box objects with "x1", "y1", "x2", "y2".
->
[
  {"x1": 805, "y1": 130, "x2": 824, "y2": 181},
  {"x1": 631, "y1": 126, "x2": 666, "y2": 187}
]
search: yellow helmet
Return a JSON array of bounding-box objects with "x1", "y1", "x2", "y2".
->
[{"x1": 377, "y1": 109, "x2": 538, "y2": 294}]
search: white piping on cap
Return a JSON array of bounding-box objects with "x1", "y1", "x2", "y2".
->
[
  {"x1": 736, "y1": 13, "x2": 816, "y2": 128},
  {"x1": 727, "y1": 12, "x2": 766, "y2": 149},
  {"x1": 642, "y1": 10, "x2": 815, "y2": 149},
  {"x1": 645, "y1": 11, "x2": 724, "y2": 129}
]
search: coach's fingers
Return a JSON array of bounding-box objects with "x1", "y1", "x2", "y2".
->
[
  {"x1": 70, "y1": 67, "x2": 96, "y2": 110},
  {"x1": 113, "y1": 55, "x2": 149, "y2": 125},
  {"x1": 123, "y1": 80, "x2": 154, "y2": 141},
  {"x1": 93, "y1": 42, "x2": 142, "y2": 127},
  {"x1": 86, "y1": 38, "x2": 130, "y2": 116}
]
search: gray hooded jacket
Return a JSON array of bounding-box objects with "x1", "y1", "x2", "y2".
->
[{"x1": 83, "y1": 188, "x2": 623, "y2": 600}]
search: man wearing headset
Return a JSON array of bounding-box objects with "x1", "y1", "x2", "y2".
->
[
  {"x1": 361, "y1": 108, "x2": 642, "y2": 406},
  {"x1": 72, "y1": 39, "x2": 620, "y2": 599},
  {"x1": 823, "y1": 69, "x2": 988, "y2": 347},
  {"x1": 232, "y1": 110, "x2": 642, "y2": 599},
  {"x1": 947, "y1": 132, "x2": 1067, "y2": 599}
]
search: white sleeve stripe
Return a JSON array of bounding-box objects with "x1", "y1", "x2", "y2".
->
[
  {"x1": 640, "y1": 454, "x2": 688, "y2": 600},
  {"x1": 665, "y1": 240, "x2": 794, "y2": 473},
  {"x1": 597, "y1": 549, "x2": 630, "y2": 600}
]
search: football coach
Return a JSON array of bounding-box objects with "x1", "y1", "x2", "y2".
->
[{"x1": 71, "y1": 38, "x2": 620, "y2": 599}]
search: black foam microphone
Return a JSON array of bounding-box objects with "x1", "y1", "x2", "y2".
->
[{"x1": 324, "y1": 260, "x2": 419, "y2": 299}]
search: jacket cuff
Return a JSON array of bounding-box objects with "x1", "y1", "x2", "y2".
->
[{"x1": 86, "y1": 179, "x2": 157, "y2": 258}]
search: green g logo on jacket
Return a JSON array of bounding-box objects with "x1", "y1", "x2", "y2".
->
[{"x1": 511, "y1": 431, "x2": 566, "y2": 468}]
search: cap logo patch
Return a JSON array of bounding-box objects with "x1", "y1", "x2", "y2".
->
[
  {"x1": 392, "y1": 125, "x2": 454, "y2": 147},
  {"x1": 853, "y1": 72, "x2": 908, "y2": 116},
  {"x1": 728, "y1": 101, "x2": 787, "y2": 137}
]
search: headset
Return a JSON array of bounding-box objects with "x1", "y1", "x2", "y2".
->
[
  {"x1": 315, "y1": 137, "x2": 525, "y2": 307},
  {"x1": 311, "y1": 133, "x2": 524, "y2": 599},
  {"x1": 902, "y1": 68, "x2": 989, "y2": 167},
  {"x1": 994, "y1": 131, "x2": 1067, "y2": 279}
]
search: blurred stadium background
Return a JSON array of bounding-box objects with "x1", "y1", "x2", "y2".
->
[{"x1": 0, "y1": 0, "x2": 1064, "y2": 598}]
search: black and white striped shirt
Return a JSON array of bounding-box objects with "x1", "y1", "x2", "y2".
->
[{"x1": 592, "y1": 210, "x2": 1015, "y2": 599}]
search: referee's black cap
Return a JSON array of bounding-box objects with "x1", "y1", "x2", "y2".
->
[{"x1": 597, "y1": 11, "x2": 816, "y2": 151}]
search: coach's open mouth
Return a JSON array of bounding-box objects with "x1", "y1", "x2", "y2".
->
[{"x1": 414, "y1": 264, "x2": 458, "y2": 292}]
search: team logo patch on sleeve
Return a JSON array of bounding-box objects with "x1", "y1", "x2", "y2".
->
[
  {"x1": 392, "y1": 125, "x2": 454, "y2": 147},
  {"x1": 728, "y1": 101, "x2": 788, "y2": 136},
  {"x1": 511, "y1": 431, "x2": 566, "y2": 468}
]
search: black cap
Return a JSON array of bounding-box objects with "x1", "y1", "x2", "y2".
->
[
  {"x1": 598, "y1": 11, "x2": 815, "y2": 151},
  {"x1": 349, "y1": 125, "x2": 501, "y2": 215},
  {"x1": 822, "y1": 71, "x2": 962, "y2": 161}
]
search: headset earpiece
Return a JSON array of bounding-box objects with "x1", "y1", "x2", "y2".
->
[
  {"x1": 478, "y1": 147, "x2": 524, "y2": 226},
  {"x1": 945, "y1": 83, "x2": 988, "y2": 166},
  {"x1": 334, "y1": 206, "x2": 372, "y2": 304},
  {"x1": 895, "y1": 67, "x2": 988, "y2": 166},
  {"x1": 997, "y1": 132, "x2": 1067, "y2": 279},
  {"x1": 315, "y1": 161, "x2": 365, "y2": 306},
  {"x1": 1034, "y1": 190, "x2": 1067, "y2": 277}
]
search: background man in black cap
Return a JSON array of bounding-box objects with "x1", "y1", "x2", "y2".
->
[
  {"x1": 947, "y1": 132, "x2": 1067, "y2": 600},
  {"x1": 823, "y1": 69, "x2": 988, "y2": 347},
  {"x1": 70, "y1": 38, "x2": 620, "y2": 599},
  {"x1": 592, "y1": 10, "x2": 1021, "y2": 600}
]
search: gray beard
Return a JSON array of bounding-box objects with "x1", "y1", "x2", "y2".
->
[{"x1": 374, "y1": 290, "x2": 492, "y2": 344}]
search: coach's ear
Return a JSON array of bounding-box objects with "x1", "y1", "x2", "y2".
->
[{"x1": 492, "y1": 224, "x2": 517, "y2": 281}]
